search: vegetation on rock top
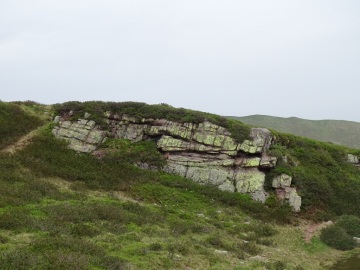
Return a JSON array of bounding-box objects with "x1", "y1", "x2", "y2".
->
[{"x1": 53, "y1": 101, "x2": 251, "y2": 143}]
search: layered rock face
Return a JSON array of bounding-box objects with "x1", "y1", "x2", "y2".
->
[
  {"x1": 52, "y1": 114, "x2": 301, "y2": 211},
  {"x1": 52, "y1": 117, "x2": 107, "y2": 152}
]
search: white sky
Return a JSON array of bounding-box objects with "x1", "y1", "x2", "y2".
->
[{"x1": 1, "y1": 0, "x2": 360, "y2": 121}]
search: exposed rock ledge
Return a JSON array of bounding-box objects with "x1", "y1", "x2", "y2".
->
[{"x1": 52, "y1": 114, "x2": 301, "y2": 211}]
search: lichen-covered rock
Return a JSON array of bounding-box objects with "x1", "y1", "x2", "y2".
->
[
  {"x1": 218, "y1": 181, "x2": 236, "y2": 193},
  {"x1": 147, "y1": 120, "x2": 193, "y2": 140},
  {"x1": 234, "y1": 157, "x2": 261, "y2": 167},
  {"x1": 250, "y1": 128, "x2": 273, "y2": 152},
  {"x1": 234, "y1": 168, "x2": 266, "y2": 194},
  {"x1": 238, "y1": 128, "x2": 272, "y2": 154},
  {"x1": 52, "y1": 119, "x2": 106, "y2": 153},
  {"x1": 192, "y1": 122, "x2": 238, "y2": 151},
  {"x1": 157, "y1": 135, "x2": 237, "y2": 155},
  {"x1": 186, "y1": 166, "x2": 231, "y2": 186},
  {"x1": 272, "y1": 174, "x2": 292, "y2": 188}
]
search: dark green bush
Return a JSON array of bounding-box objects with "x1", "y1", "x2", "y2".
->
[
  {"x1": 70, "y1": 223, "x2": 101, "y2": 237},
  {"x1": 336, "y1": 215, "x2": 360, "y2": 237},
  {"x1": 0, "y1": 208, "x2": 32, "y2": 230},
  {"x1": 148, "y1": 242, "x2": 163, "y2": 251},
  {"x1": 320, "y1": 225, "x2": 356, "y2": 250},
  {"x1": 102, "y1": 139, "x2": 165, "y2": 168}
]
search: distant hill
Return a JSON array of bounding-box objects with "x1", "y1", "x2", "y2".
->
[{"x1": 229, "y1": 115, "x2": 360, "y2": 149}]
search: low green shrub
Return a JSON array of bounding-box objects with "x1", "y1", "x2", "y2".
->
[
  {"x1": 102, "y1": 139, "x2": 165, "y2": 168},
  {"x1": 70, "y1": 223, "x2": 101, "y2": 237},
  {"x1": 336, "y1": 215, "x2": 360, "y2": 237},
  {"x1": 320, "y1": 225, "x2": 356, "y2": 250},
  {"x1": 265, "y1": 260, "x2": 287, "y2": 270},
  {"x1": 148, "y1": 242, "x2": 163, "y2": 251},
  {"x1": 0, "y1": 208, "x2": 32, "y2": 230}
]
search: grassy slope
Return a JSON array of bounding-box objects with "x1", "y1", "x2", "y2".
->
[
  {"x1": 1, "y1": 102, "x2": 359, "y2": 269},
  {"x1": 0, "y1": 131, "x2": 340, "y2": 270},
  {"x1": 230, "y1": 115, "x2": 360, "y2": 149},
  {"x1": 0, "y1": 101, "x2": 47, "y2": 150}
]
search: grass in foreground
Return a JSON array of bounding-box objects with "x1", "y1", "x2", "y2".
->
[{"x1": 0, "y1": 127, "x2": 343, "y2": 269}]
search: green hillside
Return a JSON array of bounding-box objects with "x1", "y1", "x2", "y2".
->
[
  {"x1": 230, "y1": 115, "x2": 360, "y2": 149},
  {"x1": 1, "y1": 101, "x2": 360, "y2": 269}
]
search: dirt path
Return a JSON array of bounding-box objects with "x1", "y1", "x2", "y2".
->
[
  {"x1": 302, "y1": 221, "x2": 333, "y2": 242},
  {"x1": 1, "y1": 125, "x2": 45, "y2": 155}
]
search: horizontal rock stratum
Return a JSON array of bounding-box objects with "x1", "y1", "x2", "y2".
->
[{"x1": 52, "y1": 113, "x2": 301, "y2": 211}]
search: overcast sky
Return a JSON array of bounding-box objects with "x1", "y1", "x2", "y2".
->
[{"x1": 1, "y1": 1, "x2": 360, "y2": 121}]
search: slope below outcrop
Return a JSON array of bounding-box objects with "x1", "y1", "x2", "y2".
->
[{"x1": 1, "y1": 125, "x2": 45, "y2": 155}]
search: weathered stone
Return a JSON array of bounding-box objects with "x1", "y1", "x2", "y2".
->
[
  {"x1": 250, "y1": 128, "x2": 272, "y2": 151},
  {"x1": 163, "y1": 162, "x2": 188, "y2": 176},
  {"x1": 347, "y1": 154, "x2": 359, "y2": 164},
  {"x1": 167, "y1": 153, "x2": 234, "y2": 167},
  {"x1": 52, "y1": 118, "x2": 106, "y2": 153},
  {"x1": 259, "y1": 154, "x2": 277, "y2": 168},
  {"x1": 238, "y1": 140, "x2": 258, "y2": 154},
  {"x1": 235, "y1": 157, "x2": 261, "y2": 167},
  {"x1": 86, "y1": 120, "x2": 96, "y2": 129},
  {"x1": 251, "y1": 190, "x2": 268, "y2": 203},
  {"x1": 214, "y1": 249, "x2": 228, "y2": 255},
  {"x1": 114, "y1": 124, "x2": 147, "y2": 142},
  {"x1": 275, "y1": 187, "x2": 301, "y2": 212},
  {"x1": 218, "y1": 181, "x2": 236, "y2": 192},
  {"x1": 121, "y1": 114, "x2": 140, "y2": 123},
  {"x1": 147, "y1": 121, "x2": 193, "y2": 140},
  {"x1": 288, "y1": 188, "x2": 301, "y2": 212},
  {"x1": 53, "y1": 116, "x2": 61, "y2": 123},
  {"x1": 234, "y1": 168, "x2": 265, "y2": 194},
  {"x1": 158, "y1": 136, "x2": 237, "y2": 156},
  {"x1": 272, "y1": 174, "x2": 292, "y2": 188},
  {"x1": 186, "y1": 166, "x2": 231, "y2": 186},
  {"x1": 238, "y1": 128, "x2": 272, "y2": 154}
]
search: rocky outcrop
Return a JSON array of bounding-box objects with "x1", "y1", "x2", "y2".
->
[
  {"x1": 273, "y1": 174, "x2": 301, "y2": 212},
  {"x1": 52, "y1": 114, "x2": 301, "y2": 210}
]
